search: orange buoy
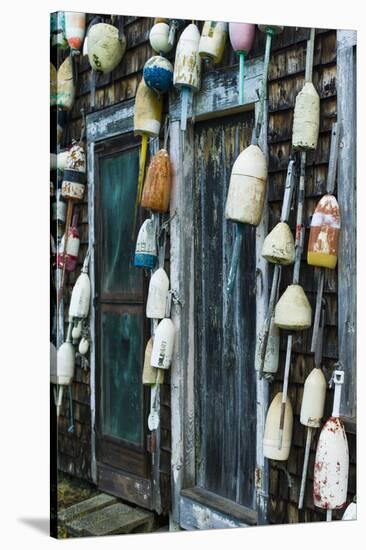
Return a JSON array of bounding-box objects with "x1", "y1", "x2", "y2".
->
[
  {"x1": 141, "y1": 149, "x2": 171, "y2": 213},
  {"x1": 307, "y1": 194, "x2": 341, "y2": 269}
]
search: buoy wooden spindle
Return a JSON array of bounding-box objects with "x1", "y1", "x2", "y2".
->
[
  {"x1": 298, "y1": 304, "x2": 326, "y2": 508},
  {"x1": 137, "y1": 133, "x2": 149, "y2": 202},
  {"x1": 180, "y1": 87, "x2": 190, "y2": 131},
  {"x1": 239, "y1": 52, "x2": 245, "y2": 104}
]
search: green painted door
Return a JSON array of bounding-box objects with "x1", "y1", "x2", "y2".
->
[{"x1": 94, "y1": 134, "x2": 152, "y2": 508}]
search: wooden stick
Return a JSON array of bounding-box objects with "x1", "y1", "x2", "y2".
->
[
  {"x1": 227, "y1": 224, "x2": 244, "y2": 294},
  {"x1": 326, "y1": 510, "x2": 332, "y2": 521},
  {"x1": 58, "y1": 199, "x2": 73, "y2": 306},
  {"x1": 278, "y1": 334, "x2": 293, "y2": 449},
  {"x1": 256, "y1": 30, "x2": 273, "y2": 139},
  {"x1": 305, "y1": 28, "x2": 316, "y2": 83},
  {"x1": 311, "y1": 269, "x2": 325, "y2": 352},
  {"x1": 298, "y1": 426, "x2": 313, "y2": 508},
  {"x1": 239, "y1": 52, "x2": 245, "y2": 105}
]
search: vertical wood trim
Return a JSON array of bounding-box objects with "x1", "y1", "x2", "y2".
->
[
  {"x1": 255, "y1": 100, "x2": 269, "y2": 523},
  {"x1": 337, "y1": 30, "x2": 357, "y2": 419},
  {"x1": 169, "y1": 121, "x2": 196, "y2": 525},
  {"x1": 87, "y1": 140, "x2": 97, "y2": 483}
]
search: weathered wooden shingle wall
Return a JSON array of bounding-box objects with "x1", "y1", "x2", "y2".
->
[
  {"x1": 265, "y1": 28, "x2": 356, "y2": 524},
  {"x1": 57, "y1": 14, "x2": 172, "y2": 493}
]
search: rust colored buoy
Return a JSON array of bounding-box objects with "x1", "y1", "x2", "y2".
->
[
  {"x1": 307, "y1": 194, "x2": 341, "y2": 269},
  {"x1": 141, "y1": 149, "x2": 171, "y2": 213}
]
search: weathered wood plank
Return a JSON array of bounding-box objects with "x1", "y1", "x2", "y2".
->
[
  {"x1": 86, "y1": 99, "x2": 135, "y2": 142},
  {"x1": 337, "y1": 30, "x2": 357, "y2": 419},
  {"x1": 169, "y1": 58, "x2": 264, "y2": 123}
]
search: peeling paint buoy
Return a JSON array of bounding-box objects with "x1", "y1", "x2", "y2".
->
[
  {"x1": 292, "y1": 82, "x2": 320, "y2": 151},
  {"x1": 301, "y1": 368, "x2": 327, "y2": 428},
  {"x1": 199, "y1": 21, "x2": 228, "y2": 64},
  {"x1": 173, "y1": 23, "x2": 201, "y2": 131},
  {"x1": 262, "y1": 222, "x2": 295, "y2": 265},
  {"x1": 87, "y1": 23, "x2": 126, "y2": 73},
  {"x1": 262, "y1": 318, "x2": 280, "y2": 379},
  {"x1": 143, "y1": 55, "x2": 173, "y2": 94},
  {"x1": 57, "y1": 56, "x2": 75, "y2": 112},
  {"x1": 263, "y1": 392, "x2": 293, "y2": 461},
  {"x1": 307, "y1": 194, "x2": 340, "y2": 269},
  {"x1": 151, "y1": 318, "x2": 175, "y2": 369},
  {"x1": 51, "y1": 12, "x2": 68, "y2": 49},
  {"x1": 146, "y1": 268, "x2": 169, "y2": 319},
  {"x1": 69, "y1": 254, "x2": 91, "y2": 319},
  {"x1": 275, "y1": 284, "x2": 312, "y2": 330},
  {"x1": 141, "y1": 149, "x2": 171, "y2": 213},
  {"x1": 61, "y1": 142, "x2": 86, "y2": 201},
  {"x1": 134, "y1": 219, "x2": 157, "y2": 269}
]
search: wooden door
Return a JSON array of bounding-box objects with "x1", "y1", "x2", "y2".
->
[
  {"x1": 194, "y1": 112, "x2": 257, "y2": 511},
  {"x1": 94, "y1": 133, "x2": 153, "y2": 509}
]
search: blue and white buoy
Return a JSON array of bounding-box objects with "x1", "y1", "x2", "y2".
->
[{"x1": 143, "y1": 55, "x2": 173, "y2": 94}]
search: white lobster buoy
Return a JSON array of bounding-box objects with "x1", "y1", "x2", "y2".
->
[
  {"x1": 151, "y1": 318, "x2": 175, "y2": 369},
  {"x1": 134, "y1": 219, "x2": 157, "y2": 269},
  {"x1": 64, "y1": 12, "x2": 86, "y2": 54},
  {"x1": 142, "y1": 338, "x2": 164, "y2": 384},
  {"x1": 79, "y1": 337, "x2": 89, "y2": 355},
  {"x1": 300, "y1": 368, "x2": 327, "y2": 428},
  {"x1": 69, "y1": 255, "x2": 91, "y2": 319},
  {"x1": 173, "y1": 23, "x2": 201, "y2": 130},
  {"x1": 342, "y1": 502, "x2": 357, "y2": 521},
  {"x1": 292, "y1": 82, "x2": 320, "y2": 151},
  {"x1": 225, "y1": 144, "x2": 268, "y2": 226},
  {"x1": 262, "y1": 222, "x2": 295, "y2": 265},
  {"x1": 87, "y1": 23, "x2": 126, "y2": 74},
  {"x1": 313, "y1": 371, "x2": 349, "y2": 515},
  {"x1": 149, "y1": 22, "x2": 172, "y2": 54},
  {"x1": 57, "y1": 150, "x2": 69, "y2": 171},
  {"x1": 275, "y1": 284, "x2": 312, "y2": 330},
  {"x1": 52, "y1": 189, "x2": 67, "y2": 225},
  {"x1": 146, "y1": 268, "x2": 169, "y2": 319},
  {"x1": 52, "y1": 342, "x2": 75, "y2": 385},
  {"x1": 199, "y1": 21, "x2": 228, "y2": 64},
  {"x1": 61, "y1": 142, "x2": 86, "y2": 201},
  {"x1": 72, "y1": 319, "x2": 83, "y2": 341},
  {"x1": 57, "y1": 56, "x2": 75, "y2": 112},
  {"x1": 263, "y1": 393, "x2": 293, "y2": 461}
]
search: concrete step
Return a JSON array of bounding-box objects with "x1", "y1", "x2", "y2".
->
[
  {"x1": 64, "y1": 500, "x2": 155, "y2": 537},
  {"x1": 58, "y1": 493, "x2": 117, "y2": 524}
]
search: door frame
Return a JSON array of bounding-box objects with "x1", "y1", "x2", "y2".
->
[{"x1": 168, "y1": 57, "x2": 270, "y2": 528}]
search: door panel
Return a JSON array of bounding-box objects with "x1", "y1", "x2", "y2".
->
[
  {"x1": 194, "y1": 113, "x2": 257, "y2": 509},
  {"x1": 94, "y1": 133, "x2": 151, "y2": 506}
]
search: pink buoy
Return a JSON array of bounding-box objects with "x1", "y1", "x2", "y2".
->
[{"x1": 229, "y1": 23, "x2": 256, "y2": 104}]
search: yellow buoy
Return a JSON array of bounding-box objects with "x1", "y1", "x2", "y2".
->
[
  {"x1": 57, "y1": 56, "x2": 75, "y2": 112},
  {"x1": 142, "y1": 338, "x2": 164, "y2": 385},
  {"x1": 292, "y1": 82, "x2": 320, "y2": 151},
  {"x1": 225, "y1": 144, "x2": 268, "y2": 225},
  {"x1": 262, "y1": 222, "x2": 295, "y2": 265},
  {"x1": 275, "y1": 284, "x2": 312, "y2": 330},
  {"x1": 199, "y1": 21, "x2": 228, "y2": 64},
  {"x1": 263, "y1": 393, "x2": 293, "y2": 461}
]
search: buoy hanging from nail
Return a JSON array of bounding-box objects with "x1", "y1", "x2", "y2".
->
[
  {"x1": 141, "y1": 149, "x2": 172, "y2": 213},
  {"x1": 149, "y1": 22, "x2": 173, "y2": 54},
  {"x1": 262, "y1": 221, "x2": 295, "y2": 265},
  {"x1": 274, "y1": 284, "x2": 312, "y2": 330},
  {"x1": 146, "y1": 268, "x2": 169, "y2": 319},
  {"x1": 292, "y1": 82, "x2": 320, "y2": 151},
  {"x1": 87, "y1": 23, "x2": 126, "y2": 73},
  {"x1": 308, "y1": 194, "x2": 340, "y2": 270},
  {"x1": 225, "y1": 130, "x2": 267, "y2": 293},
  {"x1": 143, "y1": 338, "x2": 164, "y2": 385},
  {"x1": 199, "y1": 21, "x2": 228, "y2": 64},
  {"x1": 143, "y1": 56, "x2": 173, "y2": 94},
  {"x1": 64, "y1": 12, "x2": 86, "y2": 54},
  {"x1": 151, "y1": 318, "x2": 175, "y2": 369},
  {"x1": 173, "y1": 23, "x2": 201, "y2": 131},
  {"x1": 263, "y1": 392, "x2": 293, "y2": 461},
  {"x1": 69, "y1": 253, "x2": 91, "y2": 320},
  {"x1": 313, "y1": 370, "x2": 349, "y2": 521},
  {"x1": 134, "y1": 218, "x2": 157, "y2": 269},
  {"x1": 134, "y1": 77, "x2": 163, "y2": 203},
  {"x1": 229, "y1": 23, "x2": 255, "y2": 104},
  {"x1": 56, "y1": 56, "x2": 75, "y2": 112}
]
